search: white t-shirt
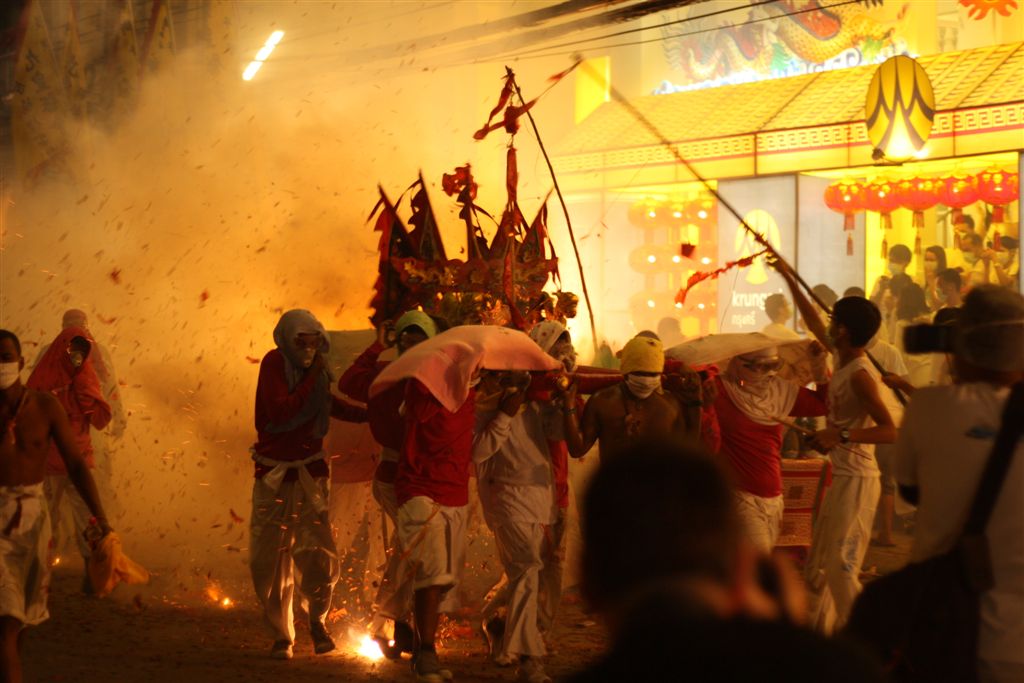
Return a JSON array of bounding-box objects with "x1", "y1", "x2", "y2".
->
[
  {"x1": 866, "y1": 337, "x2": 908, "y2": 423},
  {"x1": 827, "y1": 356, "x2": 882, "y2": 478},
  {"x1": 894, "y1": 383, "x2": 1024, "y2": 666},
  {"x1": 472, "y1": 403, "x2": 558, "y2": 526}
]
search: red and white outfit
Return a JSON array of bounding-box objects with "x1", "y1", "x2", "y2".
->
[
  {"x1": 394, "y1": 380, "x2": 475, "y2": 592},
  {"x1": 715, "y1": 372, "x2": 827, "y2": 552},
  {"x1": 249, "y1": 311, "x2": 366, "y2": 645},
  {"x1": 369, "y1": 326, "x2": 561, "y2": 602},
  {"x1": 27, "y1": 326, "x2": 111, "y2": 563},
  {"x1": 336, "y1": 340, "x2": 415, "y2": 626}
]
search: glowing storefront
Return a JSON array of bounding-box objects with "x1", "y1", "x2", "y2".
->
[{"x1": 554, "y1": 39, "x2": 1023, "y2": 341}]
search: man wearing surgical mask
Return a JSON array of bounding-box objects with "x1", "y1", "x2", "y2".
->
[
  {"x1": 250, "y1": 309, "x2": 367, "y2": 660},
  {"x1": 564, "y1": 335, "x2": 701, "y2": 462},
  {"x1": 27, "y1": 326, "x2": 111, "y2": 588},
  {"x1": 961, "y1": 232, "x2": 997, "y2": 291},
  {"x1": 0, "y1": 329, "x2": 112, "y2": 683},
  {"x1": 714, "y1": 343, "x2": 829, "y2": 552}
]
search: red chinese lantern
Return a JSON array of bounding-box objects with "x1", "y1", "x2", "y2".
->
[
  {"x1": 864, "y1": 178, "x2": 901, "y2": 258},
  {"x1": 976, "y1": 168, "x2": 1019, "y2": 223},
  {"x1": 894, "y1": 176, "x2": 940, "y2": 255},
  {"x1": 937, "y1": 173, "x2": 979, "y2": 249},
  {"x1": 824, "y1": 179, "x2": 866, "y2": 256}
]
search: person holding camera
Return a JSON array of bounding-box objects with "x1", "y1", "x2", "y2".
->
[
  {"x1": 773, "y1": 260, "x2": 897, "y2": 633},
  {"x1": 571, "y1": 437, "x2": 884, "y2": 682},
  {"x1": 894, "y1": 286, "x2": 1024, "y2": 682},
  {"x1": 472, "y1": 367, "x2": 570, "y2": 682}
]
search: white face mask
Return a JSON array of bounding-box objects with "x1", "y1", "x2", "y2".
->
[
  {"x1": 0, "y1": 362, "x2": 20, "y2": 390},
  {"x1": 888, "y1": 262, "x2": 905, "y2": 276},
  {"x1": 625, "y1": 374, "x2": 661, "y2": 399}
]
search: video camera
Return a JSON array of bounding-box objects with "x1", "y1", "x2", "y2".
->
[{"x1": 902, "y1": 308, "x2": 961, "y2": 355}]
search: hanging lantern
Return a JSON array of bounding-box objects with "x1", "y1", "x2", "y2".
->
[
  {"x1": 976, "y1": 168, "x2": 1019, "y2": 223},
  {"x1": 864, "y1": 178, "x2": 900, "y2": 258},
  {"x1": 937, "y1": 173, "x2": 980, "y2": 224},
  {"x1": 865, "y1": 56, "x2": 935, "y2": 162},
  {"x1": 937, "y1": 173, "x2": 979, "y2": 249},
  {"x1": 627, "y1": 199, "x2": 663, "y2": 229},
  {"x1": 824, "y1": 179, "x2": 866, "y2": 256},
  {"x1": 894, "y1": 176, "x2": 939, "y2": 256}
]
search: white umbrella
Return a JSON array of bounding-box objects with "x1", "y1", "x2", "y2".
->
[{"x1": 666, "y1": 332, "x2": 818, "y2": 386}]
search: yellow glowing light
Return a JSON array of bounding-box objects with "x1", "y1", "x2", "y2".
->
[
  {"x1": 673, "y1": 211, "x2": 682, "y2": 218},
  {"x1": 866, "y1": 55, "x2": 935, "y2": 162},
  {"x1": 647, "y1": 210, "x2": 656, "y2": 218},
  {"x1": 672, "y1": 255, "x2": 681, "y2": 263},
  {"x1": 221, "y1": 597, "x2": 233, "y2": 608},
  {"x1": 674, "y1": 302, "x2": 683, "y2": 309},
  {"x1": 53, "y1": 556, "x2": 62, "y2": 566},
  {"x1": 646, "y1": 254, "x2": 656, "y2": 264},
  {"x1": 700, "y1": 257, "x2": 712, "y2": 265},
  {"x1": 697, "y1": 210, "x2": 708, "y2": 219},
  {"x1": 242, "y1": 30, "x2": 285, "y2": 81},
  {"x1": 697, "y1": 303, "x2": 706, "y2": 310},
  {"x1": 357, "y1": 635, "x2": 385, "y2": 661},
  {"x1": 242, "y1": 61, "x2": 263, "y2": 81},
  {"x1": 646, "y1": 299, "x2": 655, "y2": 308}
]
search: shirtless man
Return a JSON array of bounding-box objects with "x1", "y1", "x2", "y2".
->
[
  {"x1": 0, "y1": 330, "x2": 110, "y2": 683},
  {"x1": 564, "y1": 335, "x2": 701, "y2": 460}
]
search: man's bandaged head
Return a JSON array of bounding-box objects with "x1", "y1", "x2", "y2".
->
[{"x1": 620, "y1": 336, "x2": 665, "y2": 375}]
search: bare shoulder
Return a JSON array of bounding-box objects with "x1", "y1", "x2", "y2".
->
[
  {"x1": 25, "y1": 389, "x2": 61, "y2": 423},
  {"x1": 588, "y1": 385, "x2": 622, "y2": 409}
]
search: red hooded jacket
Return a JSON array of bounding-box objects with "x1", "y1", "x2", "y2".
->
[{"x1": 28, "y1": 326, "x2": 112, "y2": 475}]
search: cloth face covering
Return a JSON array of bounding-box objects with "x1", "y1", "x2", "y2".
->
[
  {"x1": 721, "y1": 347, "x2": 799, "y2": 426},
  {"x1": 0, "y1": 363, "x2": 18, "y2": 389},
  {"x1": 268, "y1": 309, "x2": 332, "y2": 439},
  {"x1": 529, "y1": 321, "x2": 577, "y2": 372},
  {"x1": 625, "y1": 374, "x2": 661, "y2": 399}
]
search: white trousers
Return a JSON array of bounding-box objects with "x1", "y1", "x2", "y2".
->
[
  {"x1": 538, "y1": 507, "x2": 567, "y2": 634},
  {"x1": 43, "y1": 475, "x2": 92, "y2": 562},
  {"x1": 0, "y1": 483, "x2": 52, "y2": 627},
  {"x1": 490, "y1": 521, "x2": 547, "y2": 659},
  {"x1": 804, "y1": 475, "x2": 881, "y2": 633},
  {"x1": 250, "y1": 477, "x2": 339, "y2": 643},
  {"x1": 370, "y1": 478, "x2": 415, "y2": 626},
  {"x1": 735, "y1": 491, "x2": 785, "y2": 554}
]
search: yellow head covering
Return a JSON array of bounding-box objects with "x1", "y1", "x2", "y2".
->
[{"x1": 620, "y1": 336, "x2": 665, "y2": 374}]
